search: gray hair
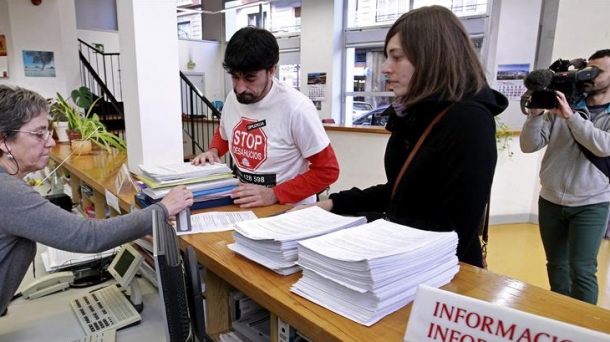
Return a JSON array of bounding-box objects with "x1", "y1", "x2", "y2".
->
[
  {"x1": 0, "y1": 85, "x2": 49, "y2": 140},
  {"x1": 0, "y1": 85, "x2": 49, "y2": 156}
]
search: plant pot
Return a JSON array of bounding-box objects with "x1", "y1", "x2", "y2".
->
[
  {"x1": 66, "y1": 129, "x2": 82, "y2": 142},
  {"x1": 54, "y1": 121, "x2": 69, "y2": 143},
  {"x1": 71, "y1": 139, "x2": 92, "y2": 155}
]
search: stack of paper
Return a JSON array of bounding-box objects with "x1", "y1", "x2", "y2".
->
[
  {"x1": 290, "y1": 219, "x2": 459, "y2": 326},
  {"x1": 228, "y1": 206, "x2": 366, "y2": 275},
  {"x1": 137, "y1": 162, "x2": 238, "y2": 209},
  {"x1": 139, "y1": 162, "x2": 232, "y2": 182}
]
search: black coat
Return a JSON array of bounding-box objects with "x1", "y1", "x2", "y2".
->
[{"x1": 330, "y1": 86, "x2": 509, "y2": 267}]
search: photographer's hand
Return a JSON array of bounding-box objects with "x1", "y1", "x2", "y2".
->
[{"x1": 548, "y1": 91, "x2": 574, "y2": 120}]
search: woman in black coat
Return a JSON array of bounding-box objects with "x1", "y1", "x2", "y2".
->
[{"x1": 308, "y1": 6, "x2": 508, "y2": 267}]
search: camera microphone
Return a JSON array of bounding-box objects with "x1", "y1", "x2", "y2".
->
[{"x1": 523, "y1": 69, "x2": 554, "y2": 91}]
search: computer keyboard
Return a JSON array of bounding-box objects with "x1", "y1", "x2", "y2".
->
[
  {"x1": 66, "y1": 329, "x2": 116, "y2": 342},
  {"x1": 70, "y1": 284, "x2": 141, "y2": 335}
]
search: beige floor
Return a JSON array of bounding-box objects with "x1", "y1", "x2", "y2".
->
[{"x1": 487, "y1": 223, "x2": 610, "y2": 309}]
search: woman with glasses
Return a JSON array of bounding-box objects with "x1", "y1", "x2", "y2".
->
[{"x1": 0, "y1": 84, "x2": 194, "y2": 317}]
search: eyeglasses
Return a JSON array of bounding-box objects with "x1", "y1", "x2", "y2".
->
[{"x1": 13, "y1": 129, "x2": 54, "y2": 141}]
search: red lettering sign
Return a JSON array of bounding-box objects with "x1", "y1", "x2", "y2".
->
[{"x1": 231, "y1": 118, "x2": 268, "y2": 171}]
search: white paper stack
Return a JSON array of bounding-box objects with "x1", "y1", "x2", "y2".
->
[
  {"x1": 139, "y1": 162, "x2": 233, "y2": 182},
  {"x1": 228, "y1": 206, "x2": 366, "y2": 275},
  {"x1": 141, "y1": 177, "x2": 239, "y2": 200},
  {"x1": 137, "y1": 162, "x2": 237, "y2": 207},
  {"x1": 290, "y1": 219, "x2": 459, "y2": 326}
]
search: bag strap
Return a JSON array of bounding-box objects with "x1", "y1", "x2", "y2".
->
[
  {"x1": 391, "y1": 104, "x2": 453, "y2": 199},
  {"x1": 576, "y1": 142, "x2": 610, "y2": 180}
]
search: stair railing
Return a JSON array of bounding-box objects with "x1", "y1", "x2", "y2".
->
[
  {"x1": 77, "y1": 39, "x2": 223, "y2": 161},
  {"x1": 180, "y1": 72, "x2": 225, "y2": 162}
]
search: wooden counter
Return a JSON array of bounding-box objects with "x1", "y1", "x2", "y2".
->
[
  {"x1": 181, "y1": 205, "x2": 610, "y2": 342},
  {"x1": 49, "y1": 144, "x2": 133, "y2": 217},
  {"x1": 50, "y1": 145, "x2": 610, "y2": 341}
]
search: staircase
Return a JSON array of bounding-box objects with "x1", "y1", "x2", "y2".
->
[
  {"x1": 77, "y1": 39, "x2": 223, "y2": 163},
  {"x1": 78, "y1": 40, "x2": 125, "y2": 140}
]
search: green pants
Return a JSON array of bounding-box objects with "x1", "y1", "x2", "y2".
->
[{"x1": 538, "y1": 197, "x2": 609, "y2": 304}]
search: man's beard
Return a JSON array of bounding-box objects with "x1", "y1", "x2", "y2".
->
[
  {"x1": 586, "y1": 82, "x2": 610, "y2": 96},
  {"x1": 235, "y1": 75, "x2": 270, "y2": 104},
  {"x1": 236, "y1": 92, "x2": 258, "y2": 104}
]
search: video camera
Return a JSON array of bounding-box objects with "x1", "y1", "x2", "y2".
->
[{"x1": 521, "y1": 58, "x2": 599, "y2": 111}]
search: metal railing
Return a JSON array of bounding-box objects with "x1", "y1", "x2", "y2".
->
[
  {"x1": 78, "y1": 40, "x2": 122, "y2": 102},
  {"x1": 77, "y1": 40, "x2": 222, "y2": 161},
  {"x1": 180, "y1": 72, "x2": 226, "y2": 162},
  {"x1": 77, "y1": 40, "x2": 125, "y2": 140}
]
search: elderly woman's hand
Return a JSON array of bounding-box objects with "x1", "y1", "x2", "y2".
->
[{"x1": 160, "y1": 185, "x2": 194, "y2": 217}]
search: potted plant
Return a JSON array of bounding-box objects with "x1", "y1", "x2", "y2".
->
[
  {"x1": 53, "y1": 92, "x2": 127, "y2": 154},
  {"x1": 495, "y1": 117, "x2": 513, "y2": 158},
  {"x1": 70, "y1": 86, "x2": 97, "y2": 111},
  {"x1": 48, "y1": 98, "x2": 70, "y2": 143}
]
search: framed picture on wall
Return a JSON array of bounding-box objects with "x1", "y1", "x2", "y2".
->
[
  {"x1": 0, "y1": 35, "x2": 8, "y2": 78},
  {"x1": 22, "y1": 50, "x2": 55, "y2": 77}
]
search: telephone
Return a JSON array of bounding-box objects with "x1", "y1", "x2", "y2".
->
[{"x1": 21, "y1": 271, "x2": 75, "y2": 299}]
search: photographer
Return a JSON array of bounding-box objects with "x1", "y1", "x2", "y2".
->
[{"x1": 520, "y1": 49, "x2": 610, "y2": 304}]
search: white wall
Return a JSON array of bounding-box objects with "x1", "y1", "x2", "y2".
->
[
  {"x1": 77, "y1": 29, "x2": 121, "y2": 53},
  {"x1": 0, "y1": 0, "x2": 80, "y2": 99},
  {"x1": 328, "y1": 129, "x2": 541, "y2": 224},
  {"x1": 553, "y1": 0, "x2": 610, "y2": 59},
  {"x1": 177, "y1": 39, "x2": 224, "y2": 102},
  {"x1": 491, "y1": 0, "x2": 544, "y2": 222},
  {"x1": 326, "y1": 130, "x2": 388, "y2": 193},
  {"x1": 493, "y1": 0, "x2": 542, "y2": 131},
  {"x1": 299, "y1": 0, "x2": 342, "y2": 121}
]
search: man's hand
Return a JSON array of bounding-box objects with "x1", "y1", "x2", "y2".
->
[
  {"x1": 191, "y1": 149, "x2": 221, "y2": 165},
  {"x1": 548, "y1": 91, "x2": 575, "y2": 120},
  {"x1": 231, "y1": 183, "x2": 278, "y2": 208}
]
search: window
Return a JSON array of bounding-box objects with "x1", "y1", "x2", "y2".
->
[
  {"x1": 347, "y1": 0, "x2": 408, "y2": 28},
  {"x1": 342, "y1": 0, "x2": 492, "y2": 125},
  {"x1": 176, "y1": 0, "x2": 203, "y2": 40},
  {"x1": 224, "y1": 0, "x2": 303, "y2": 91},
  {"x1": 177, "y1": 21, "x2": 192, "y2": 39},
  {"x1": 226, "y1": 0, "x2": 301, "y2": 37},
  {"x1": 346, "y1": 0, "x2": 488, "y2": 29},
  {"x1": 413, "y1": 0, "x2": 487, "y2": 16},
  {"x1": 278, "y1": 64, "x2": 300, "y2": 89}
]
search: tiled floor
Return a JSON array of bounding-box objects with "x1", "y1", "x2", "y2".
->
[{"x1": 487, "y1": 223, "x2": 610, "y2": 309}]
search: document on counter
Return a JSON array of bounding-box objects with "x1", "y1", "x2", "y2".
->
[
  {"x1": 232, "y1": 206, "x2": 366, "y2": 241},
  {"x1": 41, "y1": 246, "x2": 120, "y2": 272},
  {"x1": 177, "y1": 210, "x2": 258, "y2": 236},
  {"x1": 139, "y1": 162, "x2": 232, "y2": 182},
  {"x1": 291, "y1": 219, "x2": 460, "y2": 326}
]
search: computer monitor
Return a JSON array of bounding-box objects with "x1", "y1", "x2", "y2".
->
[
  {"x1": 152, "y1": 209, "x2": 210, "y2": 342},
  {"x1": 183, "y1": 245, "x2": 208, "y2": 342}
]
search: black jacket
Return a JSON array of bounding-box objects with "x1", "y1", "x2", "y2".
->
[{"x1": 330, "y1": 86, "x2": 508, "y2": 267}]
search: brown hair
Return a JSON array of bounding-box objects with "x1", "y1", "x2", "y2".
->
[{"x1": 385, "y1": 5, "x2": 487, "y2": 108}]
